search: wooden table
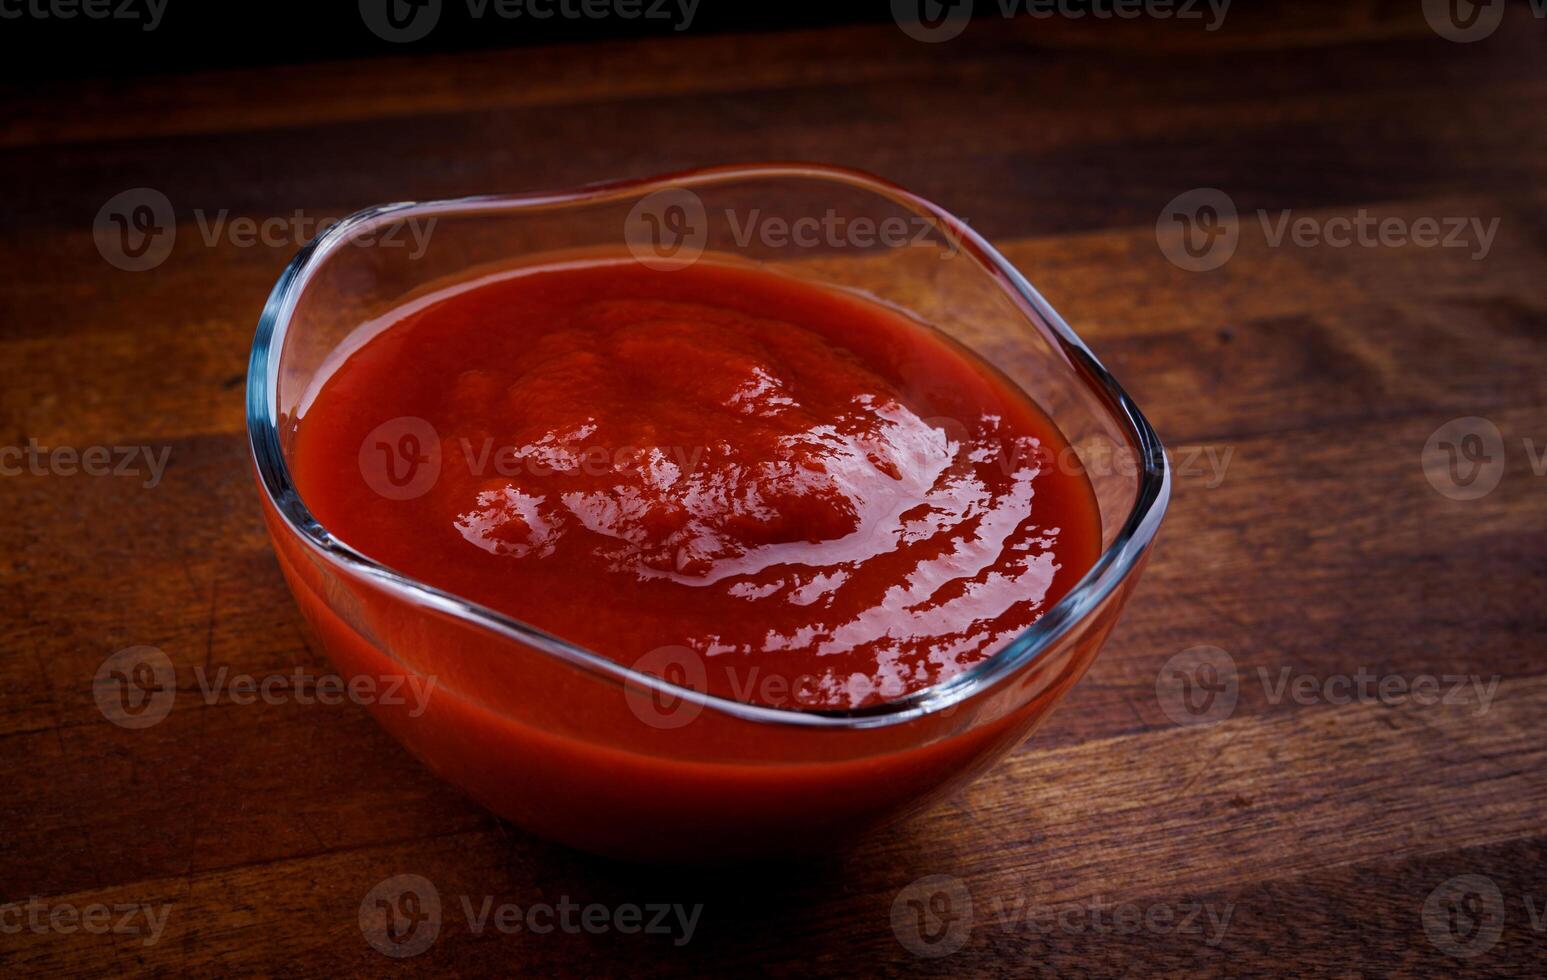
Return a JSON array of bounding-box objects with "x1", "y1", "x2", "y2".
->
[{"x1": 4, "y1": 5, "x2": 1545, "y2": 976}]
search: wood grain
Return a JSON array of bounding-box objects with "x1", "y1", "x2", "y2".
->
[{"x1": 3, "y1": 5, "x2": 1546, "y2": 976}]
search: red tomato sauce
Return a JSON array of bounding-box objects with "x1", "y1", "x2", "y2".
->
[{"x1": 291, "y1": 258, "x2": 1101, "y2": 711}]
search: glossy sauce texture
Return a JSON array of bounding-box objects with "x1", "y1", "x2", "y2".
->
[{"x1": 293, "y1": 259, "x2": 1101, "y2": 709}]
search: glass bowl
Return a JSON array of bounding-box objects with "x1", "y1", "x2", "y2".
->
[{"x1": 246, "y1": 163, "x2": 1169, "y2": 861}]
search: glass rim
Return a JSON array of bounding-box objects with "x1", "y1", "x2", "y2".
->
[{"x1": 246, "y1": 162, "x2": 1171, "y2": 731}]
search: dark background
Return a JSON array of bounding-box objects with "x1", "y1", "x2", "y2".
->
[{"x1": 1, "y1": 0, "x2": 898, "y2": 80}]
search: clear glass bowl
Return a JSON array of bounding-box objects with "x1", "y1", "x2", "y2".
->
[{"x1": 246, "y1": 164, "x2": 1169, "y2": 861}]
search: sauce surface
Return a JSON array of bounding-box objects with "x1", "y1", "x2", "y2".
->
[{"x1": 293, "y1": 258, "x2": 1101, "y2": 709}]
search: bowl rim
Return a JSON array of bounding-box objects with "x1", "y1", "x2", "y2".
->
[{"x1": 246, "y1": 162, "x2": 1170, "y2": 730}]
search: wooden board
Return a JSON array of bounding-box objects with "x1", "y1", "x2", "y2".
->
[{"x1": 3, "y1": 5, "x2": 1545, "y2": 976}]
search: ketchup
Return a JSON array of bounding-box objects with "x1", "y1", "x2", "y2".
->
[{"x1": 292, "y1": 258, "x2": 1100, "y2": 711}]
